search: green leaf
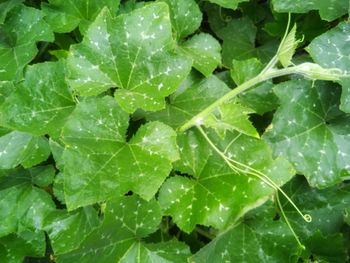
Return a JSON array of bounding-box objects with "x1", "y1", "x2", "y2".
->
[
  {"x1": 231, "y1": 58, "x2": 279, "y2": 114},
  {"x1": 0, "y1": 131, "x2": 50, "y2": 169},
  {"x1": 29, "y1": 165, "x2": 55, "y2": 187},
  {"x1": 0, "y1": 0, "x2": 23, "y2": 24},
  {"x1": 49, "y1": 139, "x2": 65, "y2": 171},
  {"x1": 281, "y1": 177, "x2": 350, "y2": 236},
  {"x1": 118, "y1": 0, "x2": 146, "y2": 15},
  {"x1": 147, "y1": 73, "x2": 230, "y2": 129},
  {"x1": 41, "y1": 0, "x2": 120, "y2": 33},
  {"x1": 190, "y1": 202, "x2": 301, "y2": 262},
  {"x1": 0, "y1": 61, "x2": 75, "y2": 136},
  {"x1": 307, "y1": 22, "x2": 350, "y2": 113},
  {"x1": 278, "y1": 24, "x2": 299, "y2": 68},
  {"x1": 204, "y1": 102, "x2": 259, "y2": 138},
  {"x1": 0, "y1": 169, "x2": 55, "y2": 237},
  {"x1": 0, "y1": 5, "x2": 53, "y2": 81},
  {"x1": 192, "y1": 174, "x2": 350, "y2": 262},
  {"x1": 158, "y1": 130, "x2": 295, "y2": 232},
  {"x1": 53, "y1": 173, "x2": 65, "y2": 204},
  {"x1": 0, "y1": 230, "x2": 46, "y2": 262},
  {"x1": 231, "y1": 58, "x2": 263, "y2": 85},
  {"x1": 272, "y1": 0, "x2": 349, "y2": 21},
  {"x1": 181, "y1": 33, "x2": 221, "y2": 77},
  {"x1": 67, "y1": 3, "x2": 192, "y2": 113},
  {"x1": 43, "y1": 207, "x2": 100, "y2": 255},
  {"x1": 161, "y1": 0, "x2": 202, "y2": 39},
  {"x1": 205, "y1": 0, "x2": 249, "y2": 10},
  {"x1": 0, "y1": 81, "x2": 14, "y2": 106},
  {"x1": 303, "y1": 231, "x2": 347, "y2": 263},
  {"x1": 211, "y1": 16, "x2": 257, "y2": 67},
  {"x1": 57, "y1": 196, "x2": 190, "y2": 262},
  {"x1": 264, "y1": 80, "x2": 350, "y2": 188},
  {"x1": 61, "y1": 96, "x2": 179, "y2": 210}
]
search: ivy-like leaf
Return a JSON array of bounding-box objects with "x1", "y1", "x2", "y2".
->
[
  {"x1": 0, "y1": 5, "x2": 53, "y2": 81},
  {"x1": 147, "y1": 73, "x2": 231, "y2": 129},
  {"x1": 281, "y1": 177, "x2": 350, "y2": 236},
  {"x1": 43, "y1": 207, "x2": 100, "y2": 255},
  {"x1": 0, "y1": 168, "x2": 56, "y2": 237},
  {"x1": 0, "y1": 0, "x2": 23, "y2": 24},
  {"x1": 61, "y1": 96, "x2": 179, "y2": 210},
  {"x1": 41, "y1": 0, "x2": 120, "y2": 33},
  {"x1": 0, "y1": 81, "x2": 14, "y2": 107},
  {"x1": 29, "y1": 165, "x2": 55, "y2": 188},
  {"x1": 49, "y1": 139, "x2": 65, "y2": 171},
  {"x1": 307, "y1": 22, "x2": 350, "y2": 113},
  {"x1": 67, "y1": 3, "x2": 192, "y2": 113},
  {"x1": 0, "y1": 61, "x2": 75, "y2": 136},
  {"x1": 0, "y1": 131, "x2": 50, "y2": 169},
  {"x1": 56, "y1": 196, "x2": 191, "y2": 262},
  {"x1": 192, "y1": 177, "x2": 350, "y2": 262},
  {"x1": 190, "y1": 204, "x2": 301, "y2": 262},
  {"x1": 206, "y1": 0, "x2": 249, "y2": 10},
  {"x1": 161, "y1": 0, "x2": 202, "y2": 39},
  {"x1": 264, "y1": 80, "x2": 350, "y2": 188},
  {"x1": 181, "y1": 33, "x2": 222, "y2": 77},
  {"x1": 0, "y1": 230, "x2": 46, "y2": 262},
  {"x1": 213, "y1": 17, "x2": 257, "y2": 67},
  {"x1": 158, "y1": 130, "x2": 294, "y2": 232},
  {"x1": 272, "y1": 0, "x2": 349, "y2": 21}
]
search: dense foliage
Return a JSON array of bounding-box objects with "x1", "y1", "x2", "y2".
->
[{"x1": 0, "y1": 0, "x2": 350, "y2": 262}]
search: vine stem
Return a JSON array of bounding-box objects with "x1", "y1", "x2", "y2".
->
[
  {"x1": 178, "y1": 66, "x2": 300, "y2": 133},
  {"x1": 276, "y1": 191, "x2": 305, "y2": 249}
]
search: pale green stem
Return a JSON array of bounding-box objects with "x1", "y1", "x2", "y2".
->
[
  {"x1": 179, "y1": 66, "x2": 300, "y2": 133},
  {"x1": 258, "y1": 13, "x2": 292, "y2": 74}
]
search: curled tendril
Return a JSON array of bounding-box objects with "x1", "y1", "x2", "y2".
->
[{"x1": 303, "y1": 214, "x2": 312, "y2": 223}]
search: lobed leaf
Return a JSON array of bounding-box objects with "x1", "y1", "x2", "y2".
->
[
  {"x1": 181, "y1": 33, "x2": 222, "y2": 77},
  {"x1": 147, "y1": 73, "x2": 231, "y2": 129},
  {"x1": 56, "y1": 195, "x2": 191, "y2": 262},
  {"x1": 0, "y1": 61, "x2": 75, "y2": 136},
  {"x1": 161, "y1": 0, "x2": 202, "y2": 39},
  {"x1": 158, "y1": 130, "x2": 295, "y2": 232},
  {"x1": 272, "y1": 0, "x2": 349, "y2": 21},
  {"x1": 0, "y1": 168, "x2": 56, "y2": 237},
  {"x1": 43, "y1": 207, "x2": 100, "y2": 255},
  {"x1": 308, "y1": 22, "x2": 350, "y2": 113},
  {"x1": 0, "y1": 5, "x2": 53, "y2": 81},
  {"x1": 67, "y1": 2, "x2": 192, "y2": 113},
  {"x1": 264, "y1": 80, "x2": 350, "y2": 188},
  {"x1": 61, "y1": 96, "x2": 179, "y2": 210},
  {"x1": 0, "y1": 131, "x2": 50, "y2": 169},
  {"x1": 41, "y1": 0, "x2": 120, "y2": 33}
]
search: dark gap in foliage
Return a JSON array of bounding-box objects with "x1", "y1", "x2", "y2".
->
[
  {"x1": 24, "y1": 232, "x2": 53, "y2": 263},
  {"x1": 125, "y1": 190, "x2": 133, "y2": 196},
  {"x1": 125, "y1": 116, "x2": 146, "y2": 142},
  {"x1": 173, "y1": 170, "x2": 196, "y2": 180},
  {"x1": 31, "y1": 42, "x2": 55, "y2": 64},
  {"x1": 250, "y1": 111, "x2": 274, "y2": 136},
  {"x1": 24, "y1": 0, "x2": 45, "y2": 8},
  {"x1": 273, "y1": 212, "x2": 281, "y2": 221}
]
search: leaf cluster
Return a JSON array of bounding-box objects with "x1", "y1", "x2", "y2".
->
[{"x1": 0, "y1": 0, "x2": 350, "y2": 262}]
